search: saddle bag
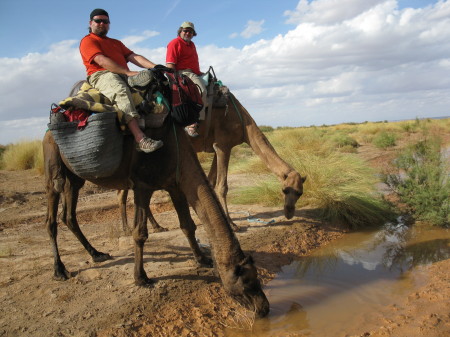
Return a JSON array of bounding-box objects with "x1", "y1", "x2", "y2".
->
[
  {"x1": 48, "y1": 107, "x2": 123, "y2": 180},
  {"x1": 165, "y1": 72, "x2": 203, "y2": 126}
]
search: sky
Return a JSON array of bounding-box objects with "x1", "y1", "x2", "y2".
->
[{"x1": 0, "y1": 0, "x2": 449, "y2": 145}]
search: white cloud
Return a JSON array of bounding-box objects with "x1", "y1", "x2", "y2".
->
[
  {"x1": 121, "y1": 30, "x2": 160, "y2": 47},
  {"x1": 240, "y1": 20, "x2": 265, "y2": 38},
  {"x1": 1, "y1": 0, "x2": 449, "y2": 144},
  {"x1": 284, "y1": 0, "x2": 389, "y2": 25}
]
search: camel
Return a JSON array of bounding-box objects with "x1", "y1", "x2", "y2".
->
[
  {"x1": 118, "y1": 75, "x2": 306, "y2": 231},
  {"x1": 43, "y1": 86, "x2": 270, "y2": 317}
]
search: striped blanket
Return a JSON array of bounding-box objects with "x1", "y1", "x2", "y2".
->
[{"x1": 58, "y1": 82, "x2": 145, "y2": 127}]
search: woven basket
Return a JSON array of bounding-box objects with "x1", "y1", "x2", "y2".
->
[{"x1": 48, "y1": 112, "x2": 123, "y2": 180}]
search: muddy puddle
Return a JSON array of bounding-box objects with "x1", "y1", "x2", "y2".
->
[{"x1": 230, "y1": 222, "x2": 450, "y2": 336}]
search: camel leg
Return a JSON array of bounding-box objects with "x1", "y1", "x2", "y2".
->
[
  {"x1": 63, "y1": 173, "x2": 111, "y2": 263},
  {"x1": 43, "y1": 135, "x2": 70, "y2": 280},
  {"x1": 118, "y1": 189, "x2": 167, "y2": 234},
  {"x1": 212, "y1": 144, "x2": 239, "y2": 231},
  {"x1": 45, "y1": 181, "x2": 69, "y2": 280},
  {"x1": 132, "y1": 186, "x2": 154, "y2": 286},
  {"x1": 145, "y1": 189, "x2": 167, "y2": 233},
  {"x1": 117, "y1": 189, "x2": 132, "y2": 234},
  {"x1": 207, "y1": 154, "x2": 218, "y2": 188},
  {"x1": 147, "y1": 205, "x2": 168, "y2": 233},
  {"x1": 167, "y1": 187, "x2": 213, "y2": 268}
]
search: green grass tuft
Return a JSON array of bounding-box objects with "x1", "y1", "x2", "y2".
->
[
  {"x1": 230, "y1": 136, "x2": 395, "y2": 229},
  {"x1": 372, "y1": 131, "x2": 397, "y2": 149}
]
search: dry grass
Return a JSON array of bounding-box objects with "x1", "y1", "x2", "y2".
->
[{"x1": 1, "y1": 140, "x2": 43, "y2": 173}]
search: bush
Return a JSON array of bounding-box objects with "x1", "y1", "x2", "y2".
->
[
  {"x1": 259, "y1": 125, "x2": 274, "y2": 133},
  {"x1": 330, "y1": 132, "x2": 359, "y2": 149},
  {"x1": 1, "y1": 140, "x2": 44, "y2": 173},
  {"x1": 373, "y1": 131, "x2": 397, "y2": 149},
  {"x1": 383, "y1": 137, "x2": 449, "y2": 227}
]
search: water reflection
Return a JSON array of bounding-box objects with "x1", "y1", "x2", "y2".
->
[{"x1": 249, "y1": 223, "x2": 450, "y2": 337}]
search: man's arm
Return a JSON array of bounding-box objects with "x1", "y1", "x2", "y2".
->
[
  {"x1": 127, "y1": 53, "x2": 157, "y2": 69},
  {"x1": 93, "y1": 54, "x2": 138, "y2": 76}
]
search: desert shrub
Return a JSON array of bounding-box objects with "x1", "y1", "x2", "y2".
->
[
  {"x1": 1, "y1": 140, "x2": 44, "y2": 173},
  {"x1": 383, "y1": 137, "x2": 449, "y2": 227},
  {"x1": 400, "y1": 122, "x2": 418, "y2": 133},
  {"x1": 259, "y1": 125, "x2": 274, "y2": 132},
  {"x1": 373, "y1": 131, "x2": 397, "y2": 149},
  {"x1": 330, "y1": 132, "x2": 359, "y2": 149}
]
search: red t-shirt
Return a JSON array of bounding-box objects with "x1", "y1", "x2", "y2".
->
[
  {"x1": 79, "y1": 33, "x2": 134, "y2": 76},
  {"x1": 166, "y1": 36, "x2": 200, "y2": 75}
]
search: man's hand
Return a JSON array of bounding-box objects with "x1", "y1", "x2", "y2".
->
[{"x1": 152, "y1": 64, "x2": 174, "y2": 73}]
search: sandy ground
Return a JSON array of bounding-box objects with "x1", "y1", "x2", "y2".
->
[{"x1": 0, "y1": 163, "x2": 449, "y2": 336}]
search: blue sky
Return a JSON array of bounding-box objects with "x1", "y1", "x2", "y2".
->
[{"x1": 0, "y1": 0, "x2": 448, "y2": 144}]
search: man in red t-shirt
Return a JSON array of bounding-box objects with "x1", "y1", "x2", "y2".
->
[
  {"x1": 79, "y1": 8, "x2": 163, "y2": 153},
  {"x1": 166, "y1": 21, "x2": 207, "y2": 137}
]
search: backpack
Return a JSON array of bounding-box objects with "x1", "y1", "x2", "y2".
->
[{"x1": 165, "y1": 72, "x2": 203, "y2": 126}]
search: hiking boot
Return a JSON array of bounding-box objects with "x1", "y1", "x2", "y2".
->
[
  {"x1": 128, "y1": 70, "x2": 154, "y2": 88},
  {"x1": 137, "y1": 137, "x2": 163, "y2": 153},
  {"x1": 185, "y1": 123, "x2": 199, "y2": 137}
]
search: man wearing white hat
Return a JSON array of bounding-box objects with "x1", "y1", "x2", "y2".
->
[{"x1": 166, "y1": 21, "x2": 207, "y2": 137}]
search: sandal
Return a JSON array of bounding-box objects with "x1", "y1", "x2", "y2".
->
[
  {"x1": 185, "y1": 123, "x2": 199, "y2": 137},
  {"x1": 137, "y1": 137, "x2": 163, "y2": 153}
]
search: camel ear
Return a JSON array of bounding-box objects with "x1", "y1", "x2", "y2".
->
[
  {"x1": 234, "y1": 265, "x2": 243, "y2": 277},
  {"x1": 241, "y1": 255, "x2": 254, "y2": 266},
  {"x1": 234, "y1": 256, "x2": 254, "y2": 276},
  {"x1": 302, "y1": 176, "x2": 307, "y2": 183}
]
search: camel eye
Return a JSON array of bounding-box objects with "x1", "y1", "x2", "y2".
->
[{"x1": 283, "y1": 188, "x2": 302, "y2": 197}]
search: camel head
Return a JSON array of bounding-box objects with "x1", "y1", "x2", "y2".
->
[
  {"x1": 282, "y1": 171, "x2": 307, "y2": 219},
  {"x1": 223, "y1": 256, "x2": 270, "y2": 318},
  {"x1": 212, "y1": 85, "x2": 230, "y2": 108}
]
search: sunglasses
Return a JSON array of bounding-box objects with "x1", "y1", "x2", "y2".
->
[
  {"x1": 92, "y1": 19, "x2": 110, "y2": 24},
  {"x1": 182, "y1": 29, "x2": 193, "y2": 33}
]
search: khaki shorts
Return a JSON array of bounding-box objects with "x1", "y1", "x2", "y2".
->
[{"x1": 88, "y1": 71, "x2": 139, "y2": 124}]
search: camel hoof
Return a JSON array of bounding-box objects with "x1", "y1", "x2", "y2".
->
[
  {"x1": 53, "y1": 269, "x2": 70, "y2": 281},
  {"x1": 135, "y1": 276, "x2": 155, "y2": 288},
  {"x1": 152, "y1": 227, "x2": 168, "y2": 233},
  {"x1": 53, "y1": 261, "x2": 70, "y2": 280},
  {"x1": 197, "y1": 257, "x2": 214, "y2": 268},
  {"x1": 92, "y1": 252, "x2": 112, "y2": 263}
]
